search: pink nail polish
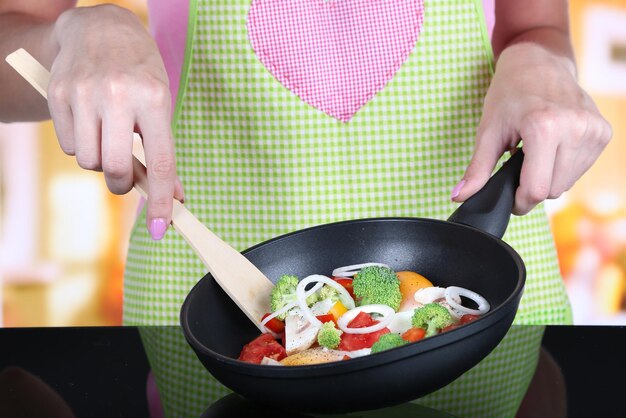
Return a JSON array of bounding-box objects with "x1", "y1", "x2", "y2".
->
[
  {"x1": 149, "y1": 218, "x2": 167, "y2": 240},
  {"x1": 451, "y1": 179, "x2": 466, "y2": 200}
]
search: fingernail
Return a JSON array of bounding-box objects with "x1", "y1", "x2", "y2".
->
[
  {"x1": 149, "y1": 218, "x2": 167, "y2": 240},
  {"x1": 451, "y1": 179, "x2": 466, "y2": 200}
]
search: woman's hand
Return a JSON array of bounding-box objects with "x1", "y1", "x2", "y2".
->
[
  {"x1": 451, "y1": 0, "x2": 612, "y2": 217},
  {"x1": 49, "y1": 4, "x2": 183, "y2": 239},
  {"x1": 452, "y1": 42, "x2": 611, "y2": 215}
]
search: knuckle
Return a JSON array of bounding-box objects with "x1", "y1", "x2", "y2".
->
[
  {"x1": 524, "y1": 108, "x2": 560, "y2": 138},
  {"x1": 549, "y1": 179, "x2": 574, "y2": 200},
  {"x1": 76, "y1": 149, "x2": 101, "y2": 170},
  {"x1": 103, "y1": 73, "x2": 132, "y2": 101},
  {"x1": 48, "y1": 79, "x2": 69, "y2": 104},
  {"x1": 148, "y1": 155, "x2": 175, "y2": 180},
  {"x1": 103, "y1": 158, "x2": 131, "y2": 180},
  {"x1": 548, "y1": 189, "x2": 564, "y2": 200},
  {"x1": 515, "y1": 205, "x2": 533, "y2": 216},
  {"x1": 72, "y1": 78, "x2": 93, "y2": 101},
  {"x1": 148, "y1": 196, "x2": 172, "y2": 214},
  {"x1": 465, "y1": 157, "x2": 490, "y2": 178},
  {"x1": 105, "y1": 177, "x2": 133, "y2": 195},
  {"x1": 513, "y1": 193, "x2": 534, "y2": 216},
  {"x1": 151, "y1": 196, "x2": 171, "y2": 208},
  {"x1": 59, "y1": 142, "x2": 75, "y2": 156},
  {"x1": 599, "y1": 119, "x2": 613, "y2": 146},
  {"x1": 569, "y1": 109, "x2": 590, "y2": 137},
  {"x1": 53, "y1": 128, "x2": 75, "y2": 156},
  {"x1": 142, "y1": 76, "x2": 170, "y2": 107},
  {"x1": 106, "y1": 178, "x2": 132, "y2": 195},
  {"x1": 527, "y1": 183, "x2": 551, "y2": 203},
  {"x1": 77, "y1": 156, "x2": 101, "y2": 171}
]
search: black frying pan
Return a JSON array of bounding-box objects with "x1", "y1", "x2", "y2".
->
[{"x1": 181, "y1": 150, "x2": 526, "y2": 413}]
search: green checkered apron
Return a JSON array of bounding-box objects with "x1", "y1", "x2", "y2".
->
[{"x1": 124, "y1": 0, "x2": 573, "y2": 416}]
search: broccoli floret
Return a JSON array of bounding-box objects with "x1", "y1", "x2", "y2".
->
[
  {"x1": 318, "y1": 285, "x2": 355, "y2": 309},
  {"x1": 305, "y1": 290, "x2": 320, "y2": 306},
  {"x1": 270, "y1": 275, "x2": 299, "y2": 319},
  {"x1": 411, "y1": 303, "x2": 454, "y2": 337},
  {"x1": 317, "y1": 321, "x2": 343, "y2": 349},
  {"x1": 370, "y1": 333, "x2": 408, "y2": 353},
  {"x1": 318, "y1": 285, "x2": 339, "y2": 302},
  {"x1": 269, "y1": 275, "x2": 318, "y2": 320},
  {"x1": 352, "y1": 266, "x2": 402, "y2": 311}
]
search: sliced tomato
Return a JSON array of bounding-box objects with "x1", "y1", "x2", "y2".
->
[
  {"x1": 441, "y1": 324, "x2": 460, "y2": 333},
  {"x1": 316, "y1": 314, "x2": 336, "y2": 325},
  {"x1": 332, "y1": 277, "x2": 355, "y2": 299},
  {"x1": 238, "y1": 333, "x2": 287, "y2": 364},
  {"x1": 401, "y1": 327, "x2": 426, "y2": 342},
  {"x1": 347, "y1": 311, "x2": 376, "y2": 328},
  {"x1": 337, "y1": 312, "x2": 390, "y2": 351},
  {"x1": 459, "y1": 314, "x2": 480, "y2": 324},
  {"x1": 261, "y1": 313, "x2": 285, "y2": 334},
  {"x1": 338, "y1": 328, "x2": 390, "y2": 351}
]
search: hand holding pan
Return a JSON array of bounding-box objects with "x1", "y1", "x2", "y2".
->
[{"x1": 5, "y1": 48, "x2": 274, "y2": 331}]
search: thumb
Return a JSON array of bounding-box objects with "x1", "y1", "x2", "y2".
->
[{"x1": 451, "y1": 130, "x2": 508, "y2": 202}]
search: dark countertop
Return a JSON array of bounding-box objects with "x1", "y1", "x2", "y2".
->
[{"x1": 0, "y1": 325, "x2": 623, "y2": 418}]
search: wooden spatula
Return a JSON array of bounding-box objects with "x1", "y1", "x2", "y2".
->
[{"x1": 6, "y1": 48, "x2": 274, "y2": 331}]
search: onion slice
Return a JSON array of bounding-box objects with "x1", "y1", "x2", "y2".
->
[
  {"x1": 387, "y1": 311, "x2": 414, "y2": 334},
  {"x1": 295, "y1": 274, "x2": 358, "y2": 327},
  {"x1": 338, "y1": 348, "x2": 372, "y2": 358},
  {"x1": 445, "y1": 286, "x2": 490, "y2": 316},
  {"x1": 315, "y1": 277, "x2": 356, "y2": 310},
  {"x1": 332, "y1": 262, "x2": 390, "y2": 278},
  {"x1": 337, "y1": 304, "x2": 395, "y2": 334},
  {"x1": 261, "y1": 357, "x2": 284, "y2": 366},
  {"x1": 295, "y1": 275, "x2": 327, "y2": 326},
  {"x1": 413, "y1": 286, "x2": 445, "y2": 304},
  {"x1": 261, "y1": 301, "x2": 297, "y2": 333},
  {"x1": 262, "y1": 279, "x2": 322, "y2": 333}
]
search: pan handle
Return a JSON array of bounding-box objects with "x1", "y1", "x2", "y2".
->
[{"x1": 447, "y1": 149, "x2": 524, "y2": 239}]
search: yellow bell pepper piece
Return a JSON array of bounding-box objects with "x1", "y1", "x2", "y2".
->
[{"x1": 328, "y1": 301, "x2": 348, "y2": 322}]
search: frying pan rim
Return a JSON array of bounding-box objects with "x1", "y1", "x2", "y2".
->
[
  {"x1": 242, "y1": 216, "x2": 518, "y2": 255},
  {"x1": 180, "y1": 216, "x2": 526, "y2": 376}
]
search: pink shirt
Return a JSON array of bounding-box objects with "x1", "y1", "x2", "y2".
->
[
  {"x1": 147, "y1": 0, "x2": 189, "y2": 111},
  {"x1": 147, "y1": 0, "x2": 495, "y2": 112}
]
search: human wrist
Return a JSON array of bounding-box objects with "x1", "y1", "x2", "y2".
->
[
  {"x1": 496, "y1": 41, "x2": 577, "y2": 80},
  {"x1": 53, "y1": 5, "x2": 143, "y2": 53}
]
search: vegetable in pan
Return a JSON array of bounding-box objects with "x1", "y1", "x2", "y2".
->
[
  {"x1": 317, "y1": 321, "x2": 343, "y2": 349},
  {"x1": 239, "y1": 262, "x2": 491, "y2": 365},
  {"x1": 411, "y1": 303, "x2": 455, "y2": 337},
  {"x1": 352, "y1": 266, "x2": 402, "y2": 311},
  {"x1": 270, "y1": 274, "x2": 317, "y2": 320},
  {"x1": 370, "y1": 333, "x2": 407, "y2": 353}
]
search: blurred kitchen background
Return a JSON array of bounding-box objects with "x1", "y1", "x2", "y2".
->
[{"x1": 1, "y1": 0, "x2": 626, "y2": 327}]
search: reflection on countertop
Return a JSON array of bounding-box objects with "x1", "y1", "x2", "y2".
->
[{"x1": 0, "y1": 325, "x2": 624, "y2": 418}]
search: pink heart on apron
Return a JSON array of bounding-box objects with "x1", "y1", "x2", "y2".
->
[{"x1": 247, "y1": 0, "x2": 425, "y2": 122}]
